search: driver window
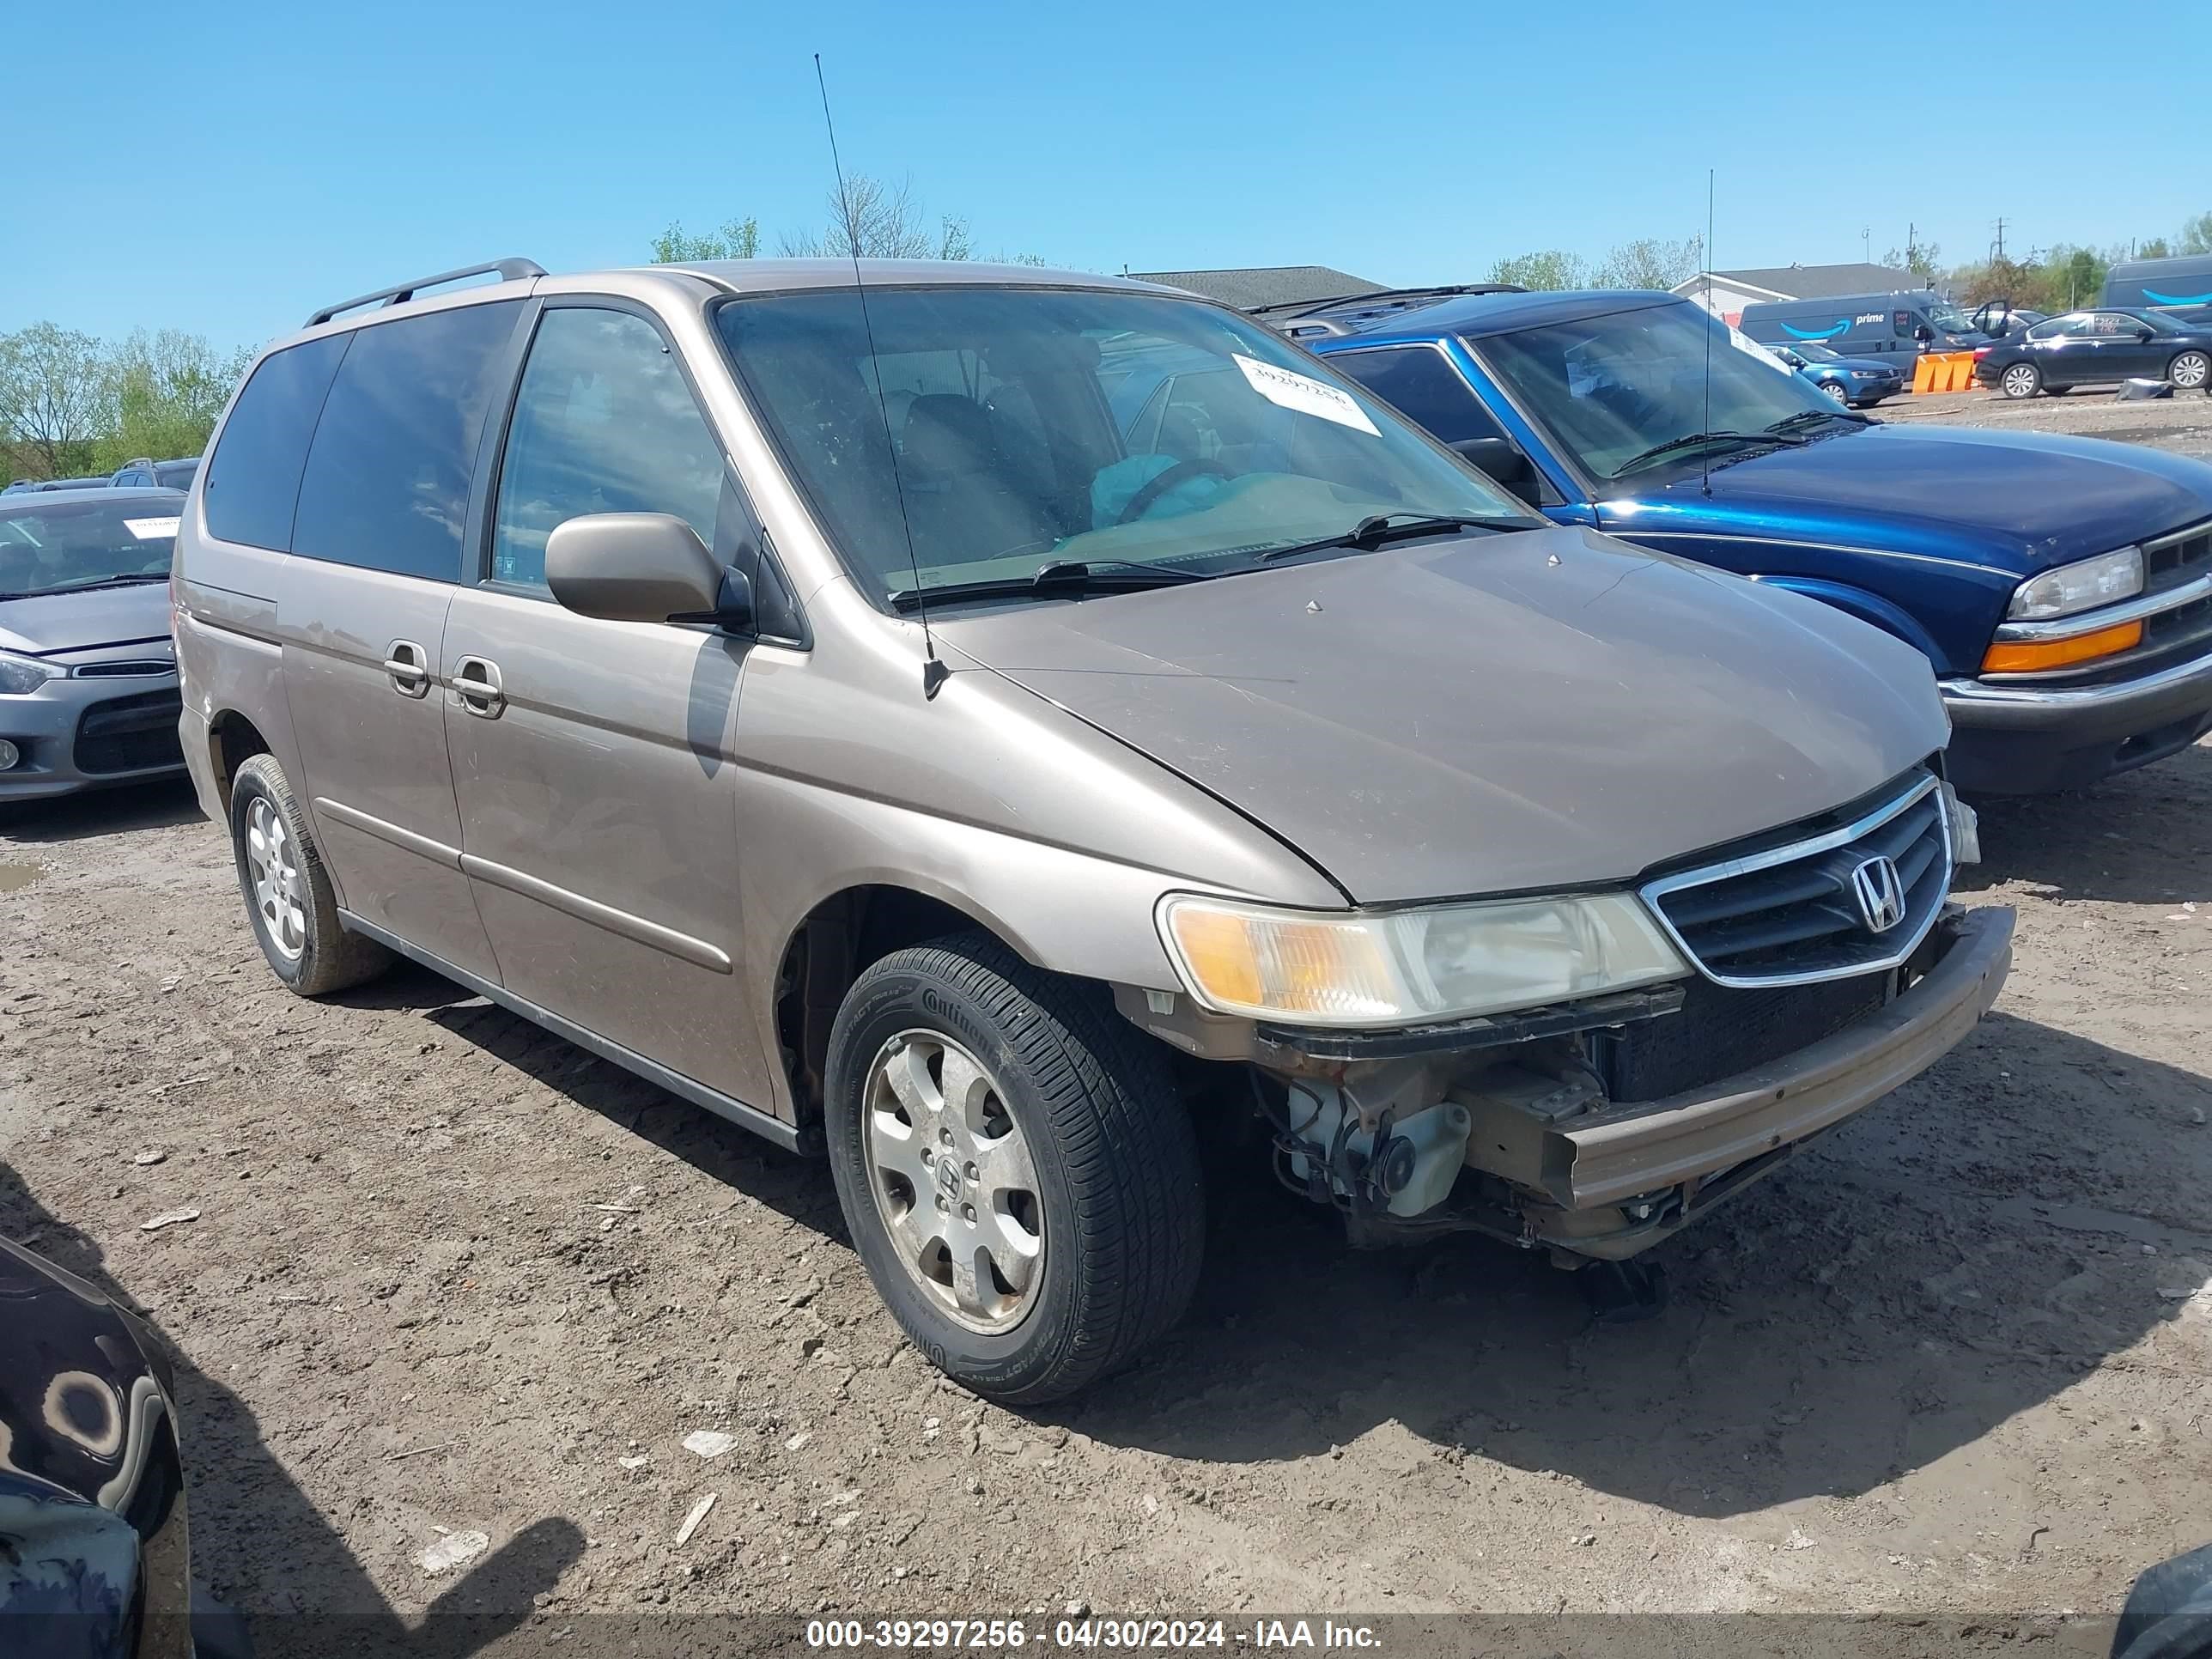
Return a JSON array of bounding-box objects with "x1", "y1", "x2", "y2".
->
[{"x1": 490, "y1": 308, "x2": 726, "y2": 588}]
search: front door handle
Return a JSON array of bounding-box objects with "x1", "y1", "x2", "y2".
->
[
  {"x1": 453, "y1": 654, "x2": 506, "y2": 719},
  {"x1": 383, "y1": 639, "x2": 431, "y2": 698}
]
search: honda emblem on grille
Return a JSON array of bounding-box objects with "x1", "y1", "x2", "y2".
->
[{"x1": 1850, "y1": 855, "x2": 1906, "y2": 933}]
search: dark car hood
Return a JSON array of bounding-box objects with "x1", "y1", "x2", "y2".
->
[
  {"x1": 0, "y1": 585, "x2": 173, "y2": 657},
  {"x1": 1611, "y1": 422, "x2": 2212, "y2": 573},
  {"x1": 934, "y1": 526, "x2": 1946, "y2": 904}
]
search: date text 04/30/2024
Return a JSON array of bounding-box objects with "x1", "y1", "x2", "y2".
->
[{"x1": 803, "y1": 1618, "x2": 1382, "y2": 1649}]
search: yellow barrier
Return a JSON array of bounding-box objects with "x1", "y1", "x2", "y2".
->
[{"x1": 1911, "y1": 351, "x2": 1980, "y2": 394}]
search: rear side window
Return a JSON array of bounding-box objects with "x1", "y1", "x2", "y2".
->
[
  {"x1": 291, "y1": 301, "x2": 523, "y2": 581},
  {"x1": 1328, "y1": 347, "x2": 1507, "y2": 446},
  {"x1": 203, "y1": 334, "x2": 347, "y2": 551}
]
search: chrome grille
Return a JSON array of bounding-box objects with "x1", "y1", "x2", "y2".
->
[{"x1": 1641, "y1": 772, "x2": 1950, "y2": 988}]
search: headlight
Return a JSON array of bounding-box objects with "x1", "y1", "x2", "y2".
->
[
  {"x1": 2007, "y1": 547, "x2": 2143, "y2": 621},
  {"x1": 0, "y1": 648, "x2": 60, "y2": 695},
  {"x1": 1156, "y1": 892, "x2": 1686, "y2": 1028}
]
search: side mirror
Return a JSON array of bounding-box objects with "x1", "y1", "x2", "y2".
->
[
  {"x1": 1449, "y1": 436, "x2": 1535, "y2": 492},
  {"x1": 545, "y1": 513, "x2": 751, "y2": 629},
  {"x1": 2136, "y1": 327, "x2": 2155, "y2": 343}
]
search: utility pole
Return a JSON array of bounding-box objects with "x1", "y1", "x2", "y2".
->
[
  {"x1": 1862, "y1": 226, "x2": 1871, "y2": 263},
  {"x1": 1906, "y1": 221, "x2": 1917, "y2": 269},
  {"x1": 1992, "y1": 217, "x2": 2008, "y2": 261}
]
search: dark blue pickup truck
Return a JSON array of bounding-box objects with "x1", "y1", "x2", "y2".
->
[{"x1": 1268, "y1": 287, "x2": 2212, "y2": 793}]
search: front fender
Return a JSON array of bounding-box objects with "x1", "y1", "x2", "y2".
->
[{"x1": 1744, "y1": 574, "x2": 1947, "y2": 665}]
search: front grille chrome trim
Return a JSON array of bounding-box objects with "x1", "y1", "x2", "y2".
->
[{"x1": 1638, "y1": 774, "x2": 1950, "y2": 989}]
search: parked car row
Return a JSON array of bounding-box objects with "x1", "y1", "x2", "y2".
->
[
  {"x1": 3, "y1": 457, "x2": 201, "y2": 496},
  {"x1": 0, "y1": 252, "x2": 2201, "y2": 1407}
]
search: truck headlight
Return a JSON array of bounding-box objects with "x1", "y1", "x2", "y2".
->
[
  {"x1": 1157, "y1": 892, "x2": 1686, "y2": 1028},
  {"x1": 2007, "y1": 547, "x2": 2143, "y2": 621},
  {"x1": 0, "y1": 649, "x2": 61, "y2": 695}
]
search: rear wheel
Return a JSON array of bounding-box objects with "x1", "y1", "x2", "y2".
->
[
  {"x1": 1999, "y1": 362, "x2": 2041, "y2": 399},
  {"x1": 824, "y1": 933, "x2": 1204, "y2": 1403},
  {"x1": 2170, "y1": 350, "x2": 2210, "y2": 391},
  {"x1": 228, "y1": 754, "x2": 392, "y2": 995}
]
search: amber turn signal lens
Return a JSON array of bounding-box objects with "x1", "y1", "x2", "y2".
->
[{"x1": 1982, "y1": 619, "x2": 2142, "y2": 674}]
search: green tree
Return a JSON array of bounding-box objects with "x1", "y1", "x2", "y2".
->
[
  {"x1": 2181, "y1": 212, "x2": 2212, "y2": 256},
  {"x1": 650, "y1": 216, "x2": 761, "y2": 262},
  {"x1": 1484, "y1": 249, "x2": 1588, "y2": 290},
  {"x1": 2138, "y1": 237, "x2": 2172, "y2": 261},
  {"x1": 655, "y1": 177, "x2": 1031, "y2": 264},
  {"x1": 1883, "y1": 241, "x2": 1942, "y2": 281},
  {"x1": 1593, "y1": 236, "x2": 1701, "y2": 291},
  {"x1": 0, "y1": 323, "x2": 107, "y2": 479},
  {"x1": 92, "y1": 330, "x2": 252, "y2": 473}
]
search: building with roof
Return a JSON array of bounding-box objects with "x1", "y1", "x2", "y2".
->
[
  {"x1": 1674, "y1": 262, "x2": 1931, "y2": 325},
  {"x1": 1126, "y1": 265, "x2": 1386, "y2": 310}
]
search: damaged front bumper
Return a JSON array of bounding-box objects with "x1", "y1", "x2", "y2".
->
[
  {"x1": 1127, "y1": 902, "x2": 2014, "y2": 1263},
  {"x1": 1458, "y1": 903, "x2": 2013, "y2": 1259}
]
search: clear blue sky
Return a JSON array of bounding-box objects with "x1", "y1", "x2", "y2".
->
[{"x1": 13, "y1": 0, "x2": 2204, "y2": 353}]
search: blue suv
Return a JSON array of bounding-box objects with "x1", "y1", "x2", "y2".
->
[{"x1": 1278, "y1": 287, "x2": 2212, "y2": 794}]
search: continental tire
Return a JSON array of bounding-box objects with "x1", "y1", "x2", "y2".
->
[
  {"x1": 228, "y1": 754, "x2": 392, "y2": 996},
  {"x1": 824, "y1": 932, "x2": 1203, "y2": 1404}
]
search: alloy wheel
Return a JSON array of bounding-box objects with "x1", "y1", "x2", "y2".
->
[
  {"x1": 2172, "y1": 352, "x2": 2210, "y2": 391},
  {"x1": 244, "y1": 795, "x2": 307, "y2": 961},
  {"x1": 2001, "y1": 364, "x2": 2039, "y2": 398},
  {"x1": 861, "y1": 1030, "x2": 1045, "y2": 1334}
]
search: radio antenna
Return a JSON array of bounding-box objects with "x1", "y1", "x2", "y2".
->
[
  {"x1": 814, "y1": 52, "x2": 947, "y2": 698},
  {"x1": 1701, "y1": 167, "x2": 1716, "y2": 500}
]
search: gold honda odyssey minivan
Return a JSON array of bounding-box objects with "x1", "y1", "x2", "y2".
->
[{"x1": 173, "y1": 257, "x2": 2011, "y2": 1401}]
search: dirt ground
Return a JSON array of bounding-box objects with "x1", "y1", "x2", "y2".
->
[{"x1": 5, "y1": 392, "x2": 2212, "y2": 1655}]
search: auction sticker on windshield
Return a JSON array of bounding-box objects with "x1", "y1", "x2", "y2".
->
[
  {"x1": 124, "y1": 517, "x2": 180, "y2": 540},
  {"x1": 1233, "y1": 355, "x2": 1379, "y2": 436}
]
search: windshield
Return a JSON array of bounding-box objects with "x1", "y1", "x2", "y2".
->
[
  {"x1": 1475, "y1": 301, "x2": 1842, "y2": 483},
  {"x1": 714, "y1": 284, "x2": 1534, "y2": 601},
  {"x1": 1793, "y1": 342, "x2": 1840, "y2": 362},
  {"x1": 1923, "y1": 301, "x2": 1975, "y2": 333},
  {"x1": 0, "y1": 495, "x2": 179, "y2": 598}
]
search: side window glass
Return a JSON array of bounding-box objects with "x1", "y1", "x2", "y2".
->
[
  {"x1": 1331, "y1": 348, "x2": 1508, "y2": 446},
  {"x1": 490, "y1": 308, "x2": 726, "y2": 588},
  {"x1": 291, "y1": 301, "x2": 523, "y2": 581},
  {"x1": 202, "y1": 334, "x2": 348, "y2": 551}
]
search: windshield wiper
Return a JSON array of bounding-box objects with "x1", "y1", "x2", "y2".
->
[
  {"x1": 38, "y1": 573, "x2": 170, "y2": 592},
  {"x1": 1611, "y1": 428, "x2": 1806, "y2": 477},
  {"x1": 889, "y1": 557, "x2": 1210, "y2": 613},
  {"x1": 1255, "y1": 513, "x2": 1528, "y2": 565},
  {"x1": 1767, "y1": 407, "x2": 1869, "y2": 434}
]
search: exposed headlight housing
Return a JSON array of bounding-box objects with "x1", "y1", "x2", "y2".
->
[
  {"x1": 1156, "y1": 891, "x2": 1686, "y2": 1028},
  {"x1": 0, "y1": 648, "x2": 61, "y2": 696},
  {"x1": 2007, "y1": 547, "x2": 2143, "y2": 621}
]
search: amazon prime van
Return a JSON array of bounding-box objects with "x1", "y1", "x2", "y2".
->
[
  {"x1": 1736, "y1": 290, "x2": 1989, "y2": 362},
  {"x1": 2104, "y1": 254, "x2": 2212, "y2": 318}
]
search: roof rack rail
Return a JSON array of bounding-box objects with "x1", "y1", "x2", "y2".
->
[{"x1": 306, "y1": 258, "x2": 547, "y2": 329}]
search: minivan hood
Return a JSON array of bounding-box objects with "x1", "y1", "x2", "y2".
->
[
  {"x1": 1614, "y1": 424, "x2": 2212, "y2": 572},
  {"x1": 0, "y1": 584, "x2": 173, "y2": 656},
  {"x1": 935, "y1": 526, "x2": 1946, "y2": 904}
]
